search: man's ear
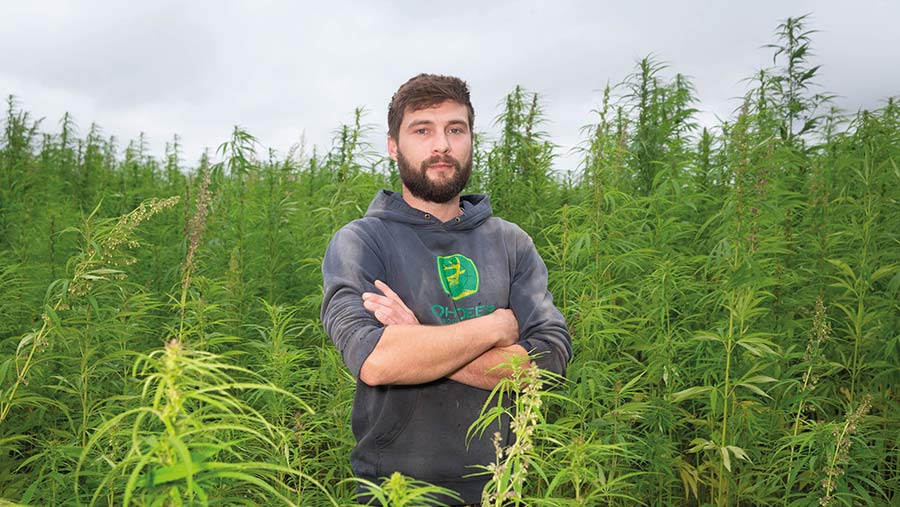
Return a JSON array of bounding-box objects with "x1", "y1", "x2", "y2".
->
[{"x1": 387, "y1": 135, "x2": 398, "y2": 161}]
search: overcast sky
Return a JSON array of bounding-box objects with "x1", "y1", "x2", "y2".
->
[{"x1": 2, "y1": 1, "x2": 898, "y2": 171}]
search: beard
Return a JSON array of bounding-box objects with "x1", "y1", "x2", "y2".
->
[{"x1": 397, "y1": 149, "x2": 472, "y2": 204}]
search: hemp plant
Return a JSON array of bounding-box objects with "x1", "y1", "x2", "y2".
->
[{"x1": 468, "y1": 357, "x2": 566, "y2": 506}]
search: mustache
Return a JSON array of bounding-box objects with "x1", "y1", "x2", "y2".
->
[{"x1": 421, "y1": 154, "x2": 459, "y2": 168}]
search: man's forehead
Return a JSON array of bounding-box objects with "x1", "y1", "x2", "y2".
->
[{"x1": 403, "y1": 100, "x2": 469, "y2": 124}]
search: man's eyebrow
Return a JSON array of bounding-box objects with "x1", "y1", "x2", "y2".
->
[
  {"x1": 405, "y1": 118, "x2": 469, "y2": 129},
  {"x1": 406, "y1": 119, "x2": 435, "y2": 128}
]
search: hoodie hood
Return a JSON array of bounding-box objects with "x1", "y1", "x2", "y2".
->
[{"x1": 364, "y1": 189, "x2": 492, "y2": 231}]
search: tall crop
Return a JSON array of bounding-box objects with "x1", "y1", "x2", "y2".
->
[{"x1": 0, "y1": 15, "x2": 897, "y2": 507}]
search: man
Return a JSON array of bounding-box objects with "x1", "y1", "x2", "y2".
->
[{"x1": 321, "y1": 74, "x2": 571, "y2": 505}]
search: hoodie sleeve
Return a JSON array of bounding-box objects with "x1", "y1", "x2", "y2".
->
[
  {"x1": 508, "y1": 228, "x2": 572, "y2": 378},
  {"x1": 321, "y1": 223, "x2": 387, "y2": 379}
]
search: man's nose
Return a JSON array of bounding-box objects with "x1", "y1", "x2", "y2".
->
[{"x1": 432, "y1": 132, "x2": 450, "y2": 154}]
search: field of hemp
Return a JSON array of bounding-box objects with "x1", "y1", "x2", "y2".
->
[{"x1": 1, "y1": 16, "x2": 898, "y2": 507}]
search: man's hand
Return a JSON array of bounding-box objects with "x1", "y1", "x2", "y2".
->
[
  {"x1": 489, "y1": 308, "x2": 520, "y2": 347},
  {"x1": 358, "y1": 279, "x2": 522, "y2": 387},
  {"x1": 362, "y1": 280, "x2": 419, "y2": 325},
  {"x1": 363, "y1": 281, "x2": 518, "y2": 347}
]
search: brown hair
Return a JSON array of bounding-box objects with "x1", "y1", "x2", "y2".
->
[{"x1": 387, "y1": 74, "x2": 474, "y2": 140}]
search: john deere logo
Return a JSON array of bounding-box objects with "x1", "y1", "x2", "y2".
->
[{"x1": 436, "y1": 254, "x2": 479, "y2": 301}]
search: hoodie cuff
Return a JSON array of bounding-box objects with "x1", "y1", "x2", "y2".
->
[{"x1": 519, "y1": 338, "x2": 566, "y2": 379}]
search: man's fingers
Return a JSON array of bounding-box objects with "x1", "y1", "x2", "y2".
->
[
  {"x1": 372, "y1": 280, "x2": 416, "y2": 317},
  {"x1": 374, "y1": 280, "x2": 404, "y2": 304},
  {"x1": 362, "y1": 287, "x2": 418, "y2": 325},
  {"x1": 378, "y1": 282, "x2": 417, "y2": 318},
  {"x1": 374, "y1": 310, "x2": 394, "y2": 325},
  {"x1": 364, "y1": 296, "x2": 413, "y2": 325},
  {"x1": 362, "y1": 293, "x2": 395, "y2": 308},
  {"x1": 363, "y1": 298, "x2": 390, "y2": 314},
  {"x1": 364, "y1": 299, "x2": 397, "y2": 325}
]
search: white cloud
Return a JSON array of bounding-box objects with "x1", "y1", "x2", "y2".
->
[{"x1": 2, "y1": 1, "x2": 898, "y2": 170}]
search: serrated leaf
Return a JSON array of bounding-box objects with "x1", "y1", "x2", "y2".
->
[
  {"x1": 872, "y1": 264, "x2": 900, "y2": 283},
  {"x1": 16, "y1": 331, "x2": 36, "y2": 356},
  {"x1": 0, "y1": 357, "x2": 12, "y2": 382},
  {"x1": 693, "y1": 332, "x2": 723, "y2": 343},
  {"x1": 45, "y1": 304, "x2": 62, "y2": 327},
  {"x1": 736, "y1": 341, "x2": 767, "y2": 357},
  {"x1": 670, "y1": 386, "x2": 712, "y2": 403},
  {"x1": 727, "y1": 445, "x2": 751, "y2": 463},
  {"x1": 826, "y1": 259, "x2": 855, "y2": 279},
  {"x1": 687, "y1": 438, "x2": 715, "y2": 453},
  {"x1": 737, "y1": 382, "x2": 771, "y2": 398},
  {"x1": 88, "y1": 268, "x2": 126, "y2": 276},
  {"x1": 736, "y1": 334, "x2": 778, "y2": 356}
]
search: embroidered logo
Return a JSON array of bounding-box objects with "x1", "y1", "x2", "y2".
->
[{"x1": 436, "y1": 254, "x2": 479, "y2": 301}]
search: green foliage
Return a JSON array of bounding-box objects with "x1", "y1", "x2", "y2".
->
[
  {"x1": 486, "y1": 86, "x2": 559, "y2": 235},
  {"x1": 0, "y1": 15, "x2": 898, "y2": 507},
  {"x1": 354, "y1": 472, "x2": 462, "y2": 507}
]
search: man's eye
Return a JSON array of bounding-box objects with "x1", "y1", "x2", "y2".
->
[
  {"x1": 448, "y1": 128, "x2": 465, "y2": 134},
  {"x1": 415, "y1": 128, "x2": 428, "y2": 135}
]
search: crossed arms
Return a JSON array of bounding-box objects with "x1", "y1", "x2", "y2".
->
[
  {"x1": 320, "y1": 224, "x2": 571, "y2": 392},
  {"x1": 358, "y1": 280, "x2": 529, "y2": 390}
]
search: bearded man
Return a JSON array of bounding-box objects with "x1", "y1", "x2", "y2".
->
[{"x1": 321, "y1": 73, "x2": 571, "y2": 505}]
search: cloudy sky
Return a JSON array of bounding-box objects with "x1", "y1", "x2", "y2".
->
[{"x1": 2, "y1": 1, "x2": 898, "y2": 170}]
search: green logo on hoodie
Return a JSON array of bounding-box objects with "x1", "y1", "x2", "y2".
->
[{"x1": 436, "y1": 254, "x2": 479, "y2": 300}]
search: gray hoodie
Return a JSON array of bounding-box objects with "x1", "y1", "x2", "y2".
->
[{"x1": 321, "y1": 189, "x2": 571, "y2": 504}]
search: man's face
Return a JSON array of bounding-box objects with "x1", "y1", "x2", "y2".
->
[{"x1": 388, "y1": 100, "x2": 473, "y2": 204}]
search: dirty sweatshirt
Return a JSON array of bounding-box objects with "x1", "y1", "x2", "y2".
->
[{"x1": 320, "y1": 189, "x2": 571, "y2": 504}]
